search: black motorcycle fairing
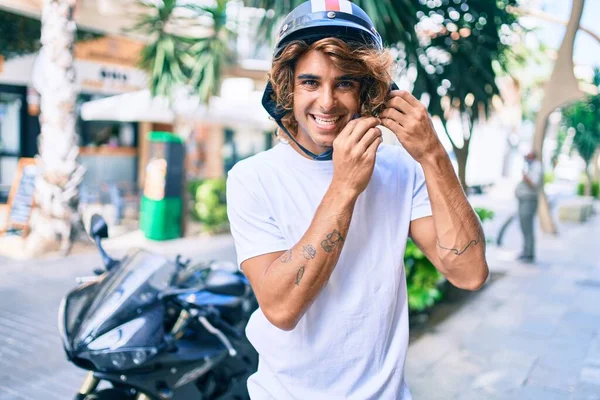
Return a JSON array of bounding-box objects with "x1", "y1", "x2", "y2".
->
[
  {"x1": 60, "y1": 278, "x2": 105, "y2": 353},
  {"x1": 91, "y1": 332, "x2": 258, "y2": 400},
  {"x1": 71, "y1": 249, "x2": 176, "y2": 353},
  {"x1": 71, "y1": 303, "x2": 166, "y2": 371},
  {"x1": 61, "y1": 245, "x2": 259, "y2": 399},
  {"x1": 87, "y1": 302, "x2": 165, "y2": 350},
  {"x1": 92, "y1": 348, "x2": 228, "y2": 400}
]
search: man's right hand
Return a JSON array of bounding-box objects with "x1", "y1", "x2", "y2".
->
[{"x1": 331, "y1": 116, "x2": 383, "y2": 197}]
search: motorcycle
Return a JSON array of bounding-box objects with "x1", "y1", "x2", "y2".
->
[{"x1": 59, "y1": 215, "x2": 258, "y2": 399}]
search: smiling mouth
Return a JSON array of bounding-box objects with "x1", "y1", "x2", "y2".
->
[{"x1": 310, "y1": 114, "x2": 342, "y2": 129}]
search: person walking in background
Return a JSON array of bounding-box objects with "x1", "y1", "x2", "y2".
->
[{"x1": 515, "y1": 151, "x2": 543, "y2": 263}]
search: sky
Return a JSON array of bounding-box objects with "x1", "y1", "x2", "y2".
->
[{"x1": 535, "y1": 0, "x2": 600, "y2": 68}]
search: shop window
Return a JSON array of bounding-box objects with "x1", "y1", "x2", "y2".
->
[{"x1": 76, "y1": 94, "x2": 137, "y2": 148}]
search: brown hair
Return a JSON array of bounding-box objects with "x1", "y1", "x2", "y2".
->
[{"x1": 268, "y1": 37, "x2": 393, "y2": 135}]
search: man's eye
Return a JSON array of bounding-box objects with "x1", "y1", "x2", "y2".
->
[
  {"x1": 338, "y1": 81, "x2": 356, "y2": 88},
  {"x1": 302, "y1": 80, "x2": 318, "y2": 86}
]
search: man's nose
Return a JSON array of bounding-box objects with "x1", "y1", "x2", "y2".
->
[{"x1": 318, "y1": 86, "x2": 337, "y2": 111}]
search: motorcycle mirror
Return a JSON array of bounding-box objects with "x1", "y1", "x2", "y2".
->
[
  {"x1": 89, "y1": 214, "x2": 117, "y2": 270},
  {"x1": 90, "y1": 214, "x2": 109, "y2": 239}
]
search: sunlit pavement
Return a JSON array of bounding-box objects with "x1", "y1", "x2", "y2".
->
[
  {"x1": 407, "y1": 183, "x2": 600, "y2": 399},
  {"x1": 0, "y1": 182, "x2": 598, "y2": 399}
]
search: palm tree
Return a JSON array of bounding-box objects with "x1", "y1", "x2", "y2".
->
[
  {"x1": 418, "y1": 1, "x2": 520, "y2": 190},
  {"x1": 133, "y1": 0, "x2": 234, "y2": 138},
  {"x1": 561, "y1": 68, "x2": 600, "y2": 196},
  {"x1": 132, "y1": 0, "x2": 236, "y2": 237},
  {"x1": 27, "y1": 0, "x2": 86, "y2": 256},
  {"x1": 246, "y1": 0, "x2": 520, "y2": 190}
]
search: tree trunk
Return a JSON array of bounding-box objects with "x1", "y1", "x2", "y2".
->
[
  {"x1": 533, "y1": 0, "x2": 585, "y2": 235},
  {"x1": 27, "y1": 0, "x2": 86, "y2": 256},
  {"x1": 593, "y1": 149, "x2": 600, "y2": 183},
  {"x1": 439, "y1": 116, "x2": 470, "y2": 192},
  {"x1": 584, "y1": 167, "x2": 593, "y2": 196},
  {"x1": 454, "y1": 145, "x2": 469, "y2": 192}
]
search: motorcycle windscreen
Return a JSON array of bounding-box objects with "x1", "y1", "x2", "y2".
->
[
  {"x1": 72, "y1": 249, "x2": 176, "y2": 352},
  {"x1": 60, "y1": 279, "x2": 104, "y2": 351}
]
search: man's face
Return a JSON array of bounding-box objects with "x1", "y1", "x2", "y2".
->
[{"x1": 292, "y1": 49, "x2": 361, "y2": 154}]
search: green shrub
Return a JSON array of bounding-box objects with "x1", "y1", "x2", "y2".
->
[
  {"x1": 404, "y1": 240, "x2": 445, "y2": 313},
  {"x1": 544, "y1": 172, "x2": 555, "y2": 185},
  {"x1": 577, "y1": 181, "x2": 600, "y2": 198},
  {"x1": 187, "y1": 179, "x2": 204, "y2": 199},
  {"x1": 404, "y1": 208, "x2": 494, "y2": 313},
  {"x1": 193, "y1": 178, "x2": 228, "y2": 232}
]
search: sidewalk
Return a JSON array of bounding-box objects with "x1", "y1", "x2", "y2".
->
[
  {"x1": 405, "y1": 194, "x2": 600, "y2": 399},
  {"x1": 1, "y1": 182, "x2": 598, "y2": 399}
]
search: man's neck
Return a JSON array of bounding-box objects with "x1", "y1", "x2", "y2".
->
[{"x1": 282, "y1": 131, "x2": 331, "y2": 160}]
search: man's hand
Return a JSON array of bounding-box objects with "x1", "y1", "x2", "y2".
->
[
  {"x1": 331, "y1": 116, "x2": 382, "y2": 197},
  {"x1": 379, "y1": 90, "x2": 443, "y2": 163}
]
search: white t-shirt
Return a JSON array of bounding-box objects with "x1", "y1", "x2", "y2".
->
[
  {"x1": 515, "y1": 159, "x2": 543, "y2": 199},
  {"x1": 226, "y1": 142, "x2": 432, "y2": 400}
]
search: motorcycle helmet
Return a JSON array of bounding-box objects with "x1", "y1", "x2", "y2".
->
[{"x1": 261, "y1": 0, "x2": 397, "y2": 161}]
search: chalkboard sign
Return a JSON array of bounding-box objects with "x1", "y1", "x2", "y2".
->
[{"x1": 5, "y1": 158, "x2": 37, "y2": 234}]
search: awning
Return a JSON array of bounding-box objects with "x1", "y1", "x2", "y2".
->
[{"x1": 80, "y1": 88, "x2": 275, "y2": 131}]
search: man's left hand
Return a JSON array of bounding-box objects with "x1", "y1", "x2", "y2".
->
[{"x1": 379, "y1": 90, "x2": 443, "y2": 164}]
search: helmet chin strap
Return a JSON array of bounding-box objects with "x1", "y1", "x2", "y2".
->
[{"x1": 276, "y1": 120, "x2": 333, "y2": 161}]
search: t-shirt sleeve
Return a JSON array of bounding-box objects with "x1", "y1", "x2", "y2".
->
[
  {"x1": 411, "y1": 162, "x2": 433, "y2": 221},
  {"x1": 226, "y1": 169, "x2": 288, "y2": 270}
]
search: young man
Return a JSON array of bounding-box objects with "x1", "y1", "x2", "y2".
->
[{"x1": 227, "y1": 2, "x2": 489, "y2": 398}]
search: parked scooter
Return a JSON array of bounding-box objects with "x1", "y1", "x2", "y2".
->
[{"x1": 59, "y1": 215, "x2": 258, "y2": 399}]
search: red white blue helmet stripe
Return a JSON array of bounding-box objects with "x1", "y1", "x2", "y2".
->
[{"x1": 311, "y1": 0, "x2": 354, "y2": 13}]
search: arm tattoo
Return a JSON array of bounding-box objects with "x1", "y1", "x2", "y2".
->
[
  {"x1": 436, "y1": 238, "x2": 480, "y2": 256},
  {"x1": 295, "y1": 266, "x2": 305, "y2": 286},
  {"x1": 320, "y1": 230, "x2": 344, "y2": 253},
  {"x1": 279, "y1": 250, "x2": 292, "y2": 263},
  {"x1": 302, "y1": 245, "x2": 316, "y2": 260}
]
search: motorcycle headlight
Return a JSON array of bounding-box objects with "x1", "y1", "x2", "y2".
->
[{"x1": 80, "y1": 347, "x2": 158, "y2": 371}]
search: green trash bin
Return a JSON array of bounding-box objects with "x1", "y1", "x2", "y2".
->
[{"x1": 140, "y1": 131, "x2": 185, "y2": 240}]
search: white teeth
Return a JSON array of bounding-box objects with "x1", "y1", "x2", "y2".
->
[{"x1": 313, "y1": 115, "x2": 339, "y2": 126}]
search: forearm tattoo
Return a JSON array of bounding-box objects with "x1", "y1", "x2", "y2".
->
[
  {"x1": 321, "y1": 230, "x2": 344, "y2": 253},
  {"x1": 279, "y1": 250, "x2": 292, "y2": 263},
  {"x1": 295, "y1": 266, "x2": 305, "y2": 286},
  {"x1": 302, "y1": 245, "x2": 316, "y2": 260},
  {"x1": 436, "y1": 238, "x2": 480, "y2": 256}
]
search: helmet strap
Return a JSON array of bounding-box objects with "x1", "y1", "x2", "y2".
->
[{"x1": 276, "y1": 120, "x2": 333, "y2": 161}]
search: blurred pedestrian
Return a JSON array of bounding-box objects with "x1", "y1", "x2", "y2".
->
[
  {"x1": 226, "y1": 1, "x2": 488, "y2": 399},
  {"x1": 515, "y1": 151, "x2": 543, "y2": 263}
]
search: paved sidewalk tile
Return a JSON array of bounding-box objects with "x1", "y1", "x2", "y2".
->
[{"x1": 406, "y1": 197, "x2": 600, "y2": 400}]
